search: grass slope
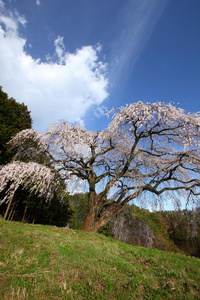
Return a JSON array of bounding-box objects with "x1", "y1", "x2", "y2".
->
[{"x1": 0, "y1": 217, "x2": 200, "y2": 299}]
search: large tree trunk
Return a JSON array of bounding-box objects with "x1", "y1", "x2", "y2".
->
[
  {"x1": 81, "y1": 210, "x2": 99, "y2": 232},
  {"x1": 81, "y1": 190, "x2": 101, "y2": 232},
  {"x1": 81, "y1": 191, "x2": 123, "y2": 232}
]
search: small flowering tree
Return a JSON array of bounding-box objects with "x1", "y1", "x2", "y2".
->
[
  {"x1": 0, "y1": 161, "x2": 61, "y2": 219},
  {"x1": 7, "y1": 102, "x2": 200, "y2": 231}
]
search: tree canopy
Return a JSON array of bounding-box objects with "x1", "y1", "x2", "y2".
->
[
  {"x1": 0, "y1": 86, "x2": 32, "y2": 165},
  {"x1": 7, "y1": 102, "x2": 200, "y2": 231}
]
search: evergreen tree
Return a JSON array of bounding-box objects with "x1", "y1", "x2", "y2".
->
[
  {"x1": 0, "y1": 86, "x2": 32, "y2": 165},
  {"x1": 70, "y1": 193, "x2": 89, "y2": 229}
]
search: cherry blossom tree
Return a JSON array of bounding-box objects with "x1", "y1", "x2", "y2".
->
[
  {"x1": 0, "y1": 161, "x2": 61, "y2": 219},
  {"x1": 7, "y1": 102, "x2": 200, "y2": 231}
]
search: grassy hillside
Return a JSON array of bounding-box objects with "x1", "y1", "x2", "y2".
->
[{"x1": 0, "y1": 217, "x2": 200, "y2": 299}]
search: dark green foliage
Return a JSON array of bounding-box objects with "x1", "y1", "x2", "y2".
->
[
  {"x1": 69, "y1": 193, "x2": 89, "y2": 229},
  {"x1": 24, "y1": 194, "x2": 73, "y2": 227},
  {"x1": 98, "y1": 224, "x2": 114, "y2": 237},
  {"x1": 0, "y1": 185, "x2": 73, "y2": 227},
  {"x1": 0, "y1": 86, "x2": 32, "y2": 165}
]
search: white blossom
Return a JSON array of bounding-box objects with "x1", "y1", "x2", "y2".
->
[{"x1": 0, "y1": 161, "x2": 59, "y2": 204}]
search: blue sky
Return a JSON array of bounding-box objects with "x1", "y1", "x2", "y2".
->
[{"x1": 0, "y1": 0, "x2": 200, "y2": 132}]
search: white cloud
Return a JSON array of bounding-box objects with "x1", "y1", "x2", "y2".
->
[
  {"x1": 0, "y1": 0, "x2": 4, "y2": 8},
  {"x1": 0, "y1": 14, "x2": 18, "y2": 31},
  {"x1": 0, "y1": 5, "x2": 108, "y2": 131},
  {"x1": 109, "y1": 0, "x2": 169, "y2": 83},
  {"x1": 36, "y1": 0, "x2": 40, "y2": 5},
  {"x1": 54, "y1": 36, "x2": 66, "y2": 64},
  {"x1": 0, "y1": 7, "x2": 27, "y2": 34}
]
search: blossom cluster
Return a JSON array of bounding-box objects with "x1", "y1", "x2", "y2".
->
[{"x1": 0, "y1": 161, "x2": 59, "y2": 204}]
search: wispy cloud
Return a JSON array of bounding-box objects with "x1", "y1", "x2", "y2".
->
[
  {"x1": 109, "y1": 0, "x2": 169, "y2": 84},
  {"x1": 0, "y1": 3, "x2": 108, "y2": 131},
  {"x1": 0, "y1": 0, "x2": 4, "y2": 8},
  {"x1": 36, "y1": 0, "x2": 40, "y2": 5}
]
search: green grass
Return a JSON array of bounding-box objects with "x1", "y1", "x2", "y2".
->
[{"x1": 0, "y1": 217, "x2": 200, "y2": 299}]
